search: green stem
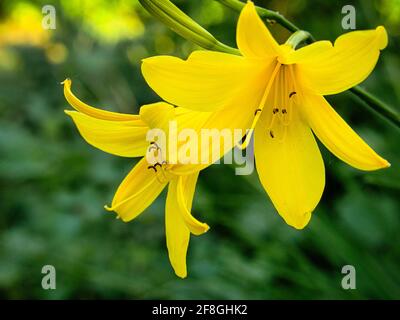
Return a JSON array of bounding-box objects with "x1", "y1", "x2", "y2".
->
[
  {"x1": 285, "y1": 30, "x2": 312, "y2": 49},
  {"x1": 350, "y1": 86, "x2": 400, "y2": 127},
  {"x1": 215, "y1": 0, "x2": 399, "y2": 128},
  {"x1": 216, "y1": 0, "x2": 315, "y2": 41}
]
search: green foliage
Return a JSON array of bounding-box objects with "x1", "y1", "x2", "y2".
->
[{"x1": 0, "y1": 0, "x2": 399, "y2": 299}]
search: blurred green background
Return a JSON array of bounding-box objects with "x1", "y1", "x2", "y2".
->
[{"x1": 0, "y1": 0, "x2": 399, "y2": 299}]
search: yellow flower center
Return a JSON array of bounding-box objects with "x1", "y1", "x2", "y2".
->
[
  {"x1": 146, "y1": 141, "x2": 174, "y2": 183},
  {"x1": 238, "y1": 63, "x2": 298, "y2": 148},
  {"x1": 265, "y1": 65, "x2": 298, "y2": 142}
]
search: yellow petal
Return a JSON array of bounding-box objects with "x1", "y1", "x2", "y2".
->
[
  {"x1": 105, "y1": 158, "x2": 167, "y2": 221},
  {"x1": 62, "y1": 78, "x2": 139, "y2": 121},
  {"x1": 301, "y1": 93, "x2": 390, "y2": 171},
  {"x1": 176, "y1": 173, "x2": 209, "y2": 235},
  {"x1": 236, "y1": 1, "x2": 281, "y2": 58},
  {"x1": 279, "y1": 41, "x2": 332, "y2": 65},
  {"x1": 139, "y1": 102, "x2": 175, "y2": 131},
  {"x1": 141, "y1": 50, "x2": 270, "y2": 112},
  {"x1": 65, "y1": 110, "x2": 148, "y2": 157},
  {"x1": 165, "y1": 173, "x2": 203, "y2": 278},
  {"x1": 171, "y1": 102, "x2": 258, "y2": 174},
  {"x1": 254, "y1": 105, "x2": 325, "y2": 229},
  {"x1": 293, "y1": 27, "x2": 388, "y2": 95}
]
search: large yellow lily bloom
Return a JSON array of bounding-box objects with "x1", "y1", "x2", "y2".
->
[
  {"x1": 62, "y1": 79, "x2": 210, "y2": 278},
  {"x1": 141, "y1": 1, "x2": 390, "y2": 229}
]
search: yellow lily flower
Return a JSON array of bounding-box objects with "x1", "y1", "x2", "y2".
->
[
  {"x1": 141, "y1": 1, "x2": 390, "y2": 230},
  {"x1": 62, "y1": 78, "x2": 210, "y2": 278}
]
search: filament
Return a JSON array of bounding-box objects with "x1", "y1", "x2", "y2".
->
[{"x1": 237, "y1": 62, "x2": 282, "y2": 150}]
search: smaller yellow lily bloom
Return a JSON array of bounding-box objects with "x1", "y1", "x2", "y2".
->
[
  {"x1": 62, "y1": 79, "x2": 209, "y2": 278},
  {"x1": 141, "y1": 1, "x2": 390, "y2": 229}
]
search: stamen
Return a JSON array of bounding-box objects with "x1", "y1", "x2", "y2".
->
[
  {"x1": 158, "y1": 163, "x2": 170, "y2": 183},
  {"x1": 154, "y1": 163, "x2": 162, "y2": 169},
  {"x1": 282, "y1": 68, "x2": 294, "y2": 127},
  {"x1": 254, "y1": 108, "x2": 262, "y2": 115},
  {"x1": 236, "y1": 62, "x2": 282, "y2": 150},
  {"x1": 156, "y1": 173, "x2": 165, "y2": 184},
  {"x1": 266, "y1": 66, "x2": 293, "y2": 140},
  {"x1": 148, "y1": 145, "x2": 159, "y2": 152}
]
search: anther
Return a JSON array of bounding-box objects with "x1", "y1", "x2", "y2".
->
[
  {"x1": 147, "y1": 165, "x2": 157, "y2": 172},
  {"x1": 289, "y1": 91, "x2": 297, "y2": 98},
  {"x1": 254, "y1": 108, "x2": 262, "y2": 115},
  {"x1": 149, "y1": 141, "x2": 161, "y2": 150},
  {"x1": 154, "y1": 163, "x2": 162, "y2": 169},
  {"x1": 273, "y1": 108, "x2": 279, "y2": 114},
  {"x1": 282, "y1": 109, "x2": 287, "y2": 114},
  {"x1": 269, "y1": 130, "x2": 275, "y2": 138}
]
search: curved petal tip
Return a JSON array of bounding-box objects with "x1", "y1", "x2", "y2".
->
[
  {"x1": 61, "y1": 78, "x2": 71, "y2": 86},
  {"x1": 283, "y1": 211, "x2": 312, "y2": 230},
  {"x1": 175, "y1": 270, "x2": 187, "y2": 279},
  {"x1": 376, "y1": 26, "x2": 388, "y2": 50}
]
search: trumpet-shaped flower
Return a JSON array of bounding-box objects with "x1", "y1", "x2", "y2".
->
[
  {"x1": 141, "y1": 1, "x2": 390, "y2": 229},
  {"x1": 63, "y1": 79, "x2": 210, "y2": 278}
]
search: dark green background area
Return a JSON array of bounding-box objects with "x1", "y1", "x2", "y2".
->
[{"x1": 0, "y1": 0, "x2": 399, "y2": 299}]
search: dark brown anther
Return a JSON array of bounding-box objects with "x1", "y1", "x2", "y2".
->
[
  {"x1": 254, "y1": 108, "x2": 262, "y2": 115},
  {"x1": 282, "y1": 109, "x2": 287, "y2": 114},
  {"x1": 269, "y1": 130, "x2": 274, "y2": 138},
  {"x1": 147, "y1": 165, "x2": 157, "y2": 172},
  {"x1": 148, "y1": 141, "x2": 161, "y2": 152},
  {"x1": 154, "y1": 163, "x2": 162, "y2": 169},
  {"x1": 273, "y1": 108, "x2": 279, "y2": 114},
  {"x1": 289, "y1": 91, "x2": 297, "y2": 98}
]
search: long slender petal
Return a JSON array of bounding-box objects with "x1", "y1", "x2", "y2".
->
[
  {"x1": 63, "y1": 78, "x2": 140, "y2": 121},
  {"x1": 291, "y1": 27, "x2": 388, "y2": 95},
  {"x1": 142, "y1": 50, "x2": 270, "y2": 112},
  {"x1": 166, "y1": 173, "x2": 203, "y2": 278},
  {"x1": 236, "y1": 1, "x2": 281, "y2": 58},
  {"x1": 176, "y1": 173, "x2": 209, "y2": 235},
  {"x1": 254, "y1": 106, "x2": 325, "y2": 229},
  {"x1": 105, "y1": 158, "x2": 167, "y2": 221},
  {"x1": 301, "y1": 93, "x2": 390, "y2": 171},
  {"x1": 65, "y1": 110, "x2": 148, "y2": 157}
]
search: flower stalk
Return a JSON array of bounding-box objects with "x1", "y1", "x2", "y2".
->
[
  {"x1": 215, "y1": 0, "x2": 309, "y2": 39},
  {"x1": 285, "y1": 30, "x2": 312, "y2": 49}
]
